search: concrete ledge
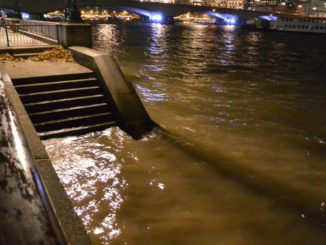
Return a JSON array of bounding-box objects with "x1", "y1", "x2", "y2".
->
[
  {"x1": 0, "y1": 45, "x2": 60, "y2": 55},
  {"x1": 58, "y1": 24, "x2": 92, "y2": 48},
  {"x1": 3, "y1": 74, "x2": 48, "y2": 159},
  {"x1": 69, "y1": 46, "x2": 156, "y2": 139},
  {"x1": 2, "y1": 74, "x2": 91, "y2": 245}
]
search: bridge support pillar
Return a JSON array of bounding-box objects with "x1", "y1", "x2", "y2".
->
[
  {"x1": 64, "y1": 0, "x2": 82, "y2": 22},
  {"x1": 58, "y1": 23, "x2": 92, "y2": 48}
]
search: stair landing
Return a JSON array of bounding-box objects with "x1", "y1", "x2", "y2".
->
[{"x1": 0, "y1": 61, "x2": 92, "y2": 80}]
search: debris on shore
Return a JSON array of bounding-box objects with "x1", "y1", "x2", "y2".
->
[{"x1": 0, "y1": 46, "x2": 76, "y2": 63}]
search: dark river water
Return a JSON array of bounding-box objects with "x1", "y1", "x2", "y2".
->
[{"x1": 45, "y1": 23, "x2": 326, "y2": 244}]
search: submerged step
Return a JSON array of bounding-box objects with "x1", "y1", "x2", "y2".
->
[
  {"x1": 39, "y1": 121, "x2": 117, "y2": 140},
  {"x1": 34, "y1": 112, "x2": 114, "y2": 132},
  {"x1": 24, "y1": 95, "x2": 107, "y2": 113},
  {"x1": 29, "y1": 103, "x2": 111, "y2": 123},
  {"x1": 15, "y1": 78, "x2": 99, "y2": 94},
  {"x1": 20, "y1": 86, "x2": 101, "y2": 103}
]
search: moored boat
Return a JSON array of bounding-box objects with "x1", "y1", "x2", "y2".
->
[{"x1": 269, "y1": 16, "x2": 326, "y2": 34}]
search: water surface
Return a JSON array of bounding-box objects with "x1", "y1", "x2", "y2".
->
[{"x1": 45, "y1": 23, "x2": 326, "y2": 244}]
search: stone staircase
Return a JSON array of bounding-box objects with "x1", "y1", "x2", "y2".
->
[{"x1": 12, "y1": 71, "x2": 117, "y2": 140}]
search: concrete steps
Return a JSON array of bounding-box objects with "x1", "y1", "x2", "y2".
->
[
  {"x1": 24, "y1": 95, "x2": 107, "y2": 113},
  {"x1": 15, "y1": 78, "x2": 99, "y2": 93},
  {"x1": 38, "y1": 122, "x2": 116, "y2": 140},
  {"x1": 20, "y1": 86, "x2": 102, "y2": 103},
  {"x1": 12, "y1": 72, "x2": 117, "y2": 139}
]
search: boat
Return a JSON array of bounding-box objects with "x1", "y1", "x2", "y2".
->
[
  {"x1": 269, "y1": 16, "x2": 326, "y2": 34},
  {"x1": 174, "y1": 13, "x2": 216, "y2": 25}
]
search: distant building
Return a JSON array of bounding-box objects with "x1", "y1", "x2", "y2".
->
[
  {"x1": 245, "y1": 0, "x2": 278, "y2": 10},
  {"x1": 214, "y1": 0, "x2": 245, "y2": 9},
  {"x1": 182, "y1": 0, "x2": 245, "y2": 8},
  {"x1": 309, "y1": 0, "x2": 326, "y2": 16}
]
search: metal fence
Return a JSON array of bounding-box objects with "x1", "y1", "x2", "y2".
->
[{"x1": 0, "y1": 19, "x2": 59, "y2": 47}]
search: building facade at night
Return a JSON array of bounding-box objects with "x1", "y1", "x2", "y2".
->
[{"x1": 1, "y1": 0, "x2": 325, "y2": 15}]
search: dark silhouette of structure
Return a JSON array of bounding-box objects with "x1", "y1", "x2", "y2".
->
[{"x1": 65, "y1": 0, "x2": 82, "y2": 22}]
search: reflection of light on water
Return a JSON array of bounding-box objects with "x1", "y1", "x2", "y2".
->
[
  {"x1": 157, "y1": 183, "x2": 165, "y2": 190},
  {"x1": 93, "y1": 24, "x2": 119, "y2": 53},
  {"x1": 149, "y1": 179, "x2": 166, "y2": 190},
  {"x1": 43, "y1": 129, "x2": 127, "y2": 242},
  {"x1": 222, "y1": 25, "x2": 236, "y2": 31},
  {"x1": 192, "y1": 24, "x2": 207, "y2": 29},
  {"x1": 189, "y1": 24, "x2": 207, "y2": 49},
  {"x1": 135, "y1": 84, "x2": 167, "y2": 103},
  {"x1": 149, "y1": 23, "x2": 167, "y2": 55}
]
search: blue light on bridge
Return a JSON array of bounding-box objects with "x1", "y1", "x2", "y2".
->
[
  {"x1": 202, "y1": 12, "x2": 239, "y2": 26},
  {"x1": 22, "y1": 12, "x2": 30, "y2": 20},
  {"x1": 226, "y1": 18, "x2": 236, "y2": 25},
  {"x1": 259, "y1": 16, "x2": 278, "y2": 21},
  {"x1": 113, "y1": 7, "x2": 164, "y2": 23},
  {"x1": 150, "y1": 13, "x2": 163, "y2": 23}
]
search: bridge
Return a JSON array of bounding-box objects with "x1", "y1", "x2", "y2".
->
[{"x1": 0, "y1": 0, "x2": 275, "y2": 21}]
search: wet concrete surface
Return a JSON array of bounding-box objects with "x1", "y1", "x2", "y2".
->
[
  {"x1": 0, "y1": 79, "x2": 56, "y2": 244},
  {"x1": 0, "y1": 61, "x2": 92, "y2": 80}
]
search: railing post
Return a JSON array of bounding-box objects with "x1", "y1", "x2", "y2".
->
[
  {"x1": 56, "y1": 24, "x2": 60, "y2": 44},
  {"x1": 5, "y1": 24, "x2": 10, "y2": 47}
]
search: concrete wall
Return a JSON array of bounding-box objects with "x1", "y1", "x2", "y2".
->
[
  {"x1": 69, "y1": 46, "x2": 156, "y2": 139},
  {"x1": 58, "y1": 23, "x2": 92, "y2": 48},
  {"x1": 1, "y1": 73, "x2": 91, "y2": 245}
]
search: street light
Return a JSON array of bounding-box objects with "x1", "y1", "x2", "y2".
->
[{"x1": 65, "y1": 0, "x2": 82, "y2": 22}]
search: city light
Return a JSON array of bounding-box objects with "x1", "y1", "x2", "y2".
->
[
  {"x1": 259, "y1": 15, "x2": 278, "y2": 21},
  {"x1": 150, "y1": 14, "x2": 163, "y2": 22},
  {"x1": 21, "y1": 12, "x2": 30, "y2": 20},
  {"x1": 226, "y1": 18, "x2": 236, "y2": 24}
]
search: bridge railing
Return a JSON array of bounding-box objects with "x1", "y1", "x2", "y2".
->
[{"x1": 0, "y1": 19, "x2": 59, "y2": 47}]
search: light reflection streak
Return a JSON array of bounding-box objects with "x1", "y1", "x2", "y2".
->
[
  {"x1": 148, "y1": 24, "x2": 167, "y2": 56},
  {"x1": 0, "y1": 78, "x2": 29, "y2": 174},
  {"x1": 135, "y1": 84, "x2": 167, "y2": 103},
  {"x1": 8, "y1": 108, "x2": 30, "y2": 174},
  {"x1": 93, "y1": 24, "x2": 119, "y2": 54}
]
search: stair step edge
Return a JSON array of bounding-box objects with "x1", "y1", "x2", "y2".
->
[
  {"x1": 24, "y1": 94, "x2": 105, "y2": 106},
  {"x1": 39, "y1": 121, "x2": 117, "y2": 140},
  {"x1": 15, "y1": 78, "x2": 98, "y2": 89},
  {"x1": 33, "y1": 112, "x2": 113, "y2": 126},
  {"x1": 29, "y1": 103, "x2": 110, "y2": 117},
  {"x1": 19, "y1": 86, "x2": 101, "y2": 97}
]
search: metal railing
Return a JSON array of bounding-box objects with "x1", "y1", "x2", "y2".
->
[{"x1": 1, "y1": 19, "x2": 59, "y2": 47}]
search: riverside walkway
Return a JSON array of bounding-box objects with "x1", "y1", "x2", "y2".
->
[
  {"x1": 0, "y1": 61, "x2": 91, "y2": 79},
  {"x1": 0, "y1": 27, "x2": 48, "y2": 47}
]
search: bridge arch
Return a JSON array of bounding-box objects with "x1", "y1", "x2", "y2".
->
[
  {"x1": 201, "y1": 11, "x2": 239, "y2": 25},
  {"x1": 108, "y1": 7, "x2": 165, "y2": 23}
]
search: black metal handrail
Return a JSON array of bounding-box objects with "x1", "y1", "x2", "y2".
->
[{"x1": 1, "y1": 22, "x2": 59, "y2": 47}]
